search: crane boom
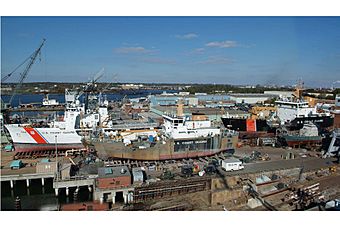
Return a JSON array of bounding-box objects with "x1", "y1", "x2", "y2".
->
[{"x1": 8, "y1": 39, "x2": 46, "y2": 106}]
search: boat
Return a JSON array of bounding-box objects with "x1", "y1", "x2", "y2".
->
[
  {"x1": 4, "y1": 84, "x2": 112, "y2": 153},
  {"x1": 275, "y1": 99, "x2": 333, "y2": 130},
  {"x1": 275, "y1": 85, "x2": 333, "y2": 130},
  {"x1": 277, "y1": 122, "x2": 322, "y2": 149},
  {"x1": 4, "y1": 124, "x2": 84, "y2": 152},
  {"x1": 91, "y1": 102, "x2": 238, "y2": 161},
  {"x1": 221, "y1": 117, "x2": 276, "y2": 133}
]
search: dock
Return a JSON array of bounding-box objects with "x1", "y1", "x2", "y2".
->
[
  {"x1": 53, "y1": 177, "x2": 95, "y2": 196},
  {"x1": 0, "y1": 173, "x2": 55, "y2": 188}
]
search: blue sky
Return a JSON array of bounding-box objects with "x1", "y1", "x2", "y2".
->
[{"x1": 1, "y1": 16, "x2": 340, "y2": 87}]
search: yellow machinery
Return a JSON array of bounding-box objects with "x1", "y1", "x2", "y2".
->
[
  {"x1": 250, "y1": 106, "x2": 277, "y2": 119},
  {"x1": 329, "y1": 166, "x2": 337, "y2": 173}
]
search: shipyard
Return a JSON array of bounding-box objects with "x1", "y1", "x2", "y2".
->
[
  {"x1": 2, "y1": 63, "x2": 340, "y2": 211},
  {"x1": 1, "y1": 15, "x2": 340, "y2": 227}
]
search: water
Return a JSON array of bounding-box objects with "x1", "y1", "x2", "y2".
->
[
  {"x1": 1, "y1": 89, "x2": 177, "y2": 107},
  {"x1": 1, "y1": 178, "x2": 92, "y2": 211}
]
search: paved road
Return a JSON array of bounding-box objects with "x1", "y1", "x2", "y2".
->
[{"x1": 218, "y1": 157, "x2": 338, "y2": 176}]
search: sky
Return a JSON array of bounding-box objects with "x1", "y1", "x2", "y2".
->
[{"x1": 1, "y1": 16, "x2": 340, "y2": 87}]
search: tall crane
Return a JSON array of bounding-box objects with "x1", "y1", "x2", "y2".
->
[{"x1": 2, "y1": 39, "x2": 46, "y2": 107}]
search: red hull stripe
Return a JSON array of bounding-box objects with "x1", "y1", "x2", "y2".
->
[
  {"x1": 35, "y1": 129, "x2": 49, "y2": 143},
  {"x1": 24, "y1": 128, "x2": 48, "y2": 144}
]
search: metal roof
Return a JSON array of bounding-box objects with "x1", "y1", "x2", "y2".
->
[
  {"x1": 40, "y1": 158, "x2": 50, "y2": 163},
  {"x1": 10, "y1": 160, "x2": 22, "y2": 167},
  {"x1": 98, "y1": 166, "x2": 131, "y2": 178},
  {"x1": 223, "y1": 158, "x2": 242, "y2": 163},
  {"x1": 104, "y1": 168, "x2": 113, "y2": 175}
]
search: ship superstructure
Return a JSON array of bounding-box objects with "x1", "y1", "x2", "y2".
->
[
  {"x1": 92, "y1": 101, "x2": 238, "y2": 161},
  {"x1": 275, "y1": 85, "x2": 333, "y2": 130}
]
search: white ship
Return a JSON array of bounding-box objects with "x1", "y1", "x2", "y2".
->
[
  {"x1": 275, "y1": 85, "x2": 333, "y2": 130},
  {"x1": 5, "y1": 84, "x2": 113, "y2": 152},
  {"x1": 4, "y1": 124, "x2": 84, "y2": 152}
]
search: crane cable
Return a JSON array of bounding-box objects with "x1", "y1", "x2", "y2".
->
[{"x1": 1, "y1": 54, "x2": 34, "y2": 82}]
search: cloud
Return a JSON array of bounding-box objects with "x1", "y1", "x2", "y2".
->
[
  {"x1": 186, "y1": 48, "x2": 205, "y2": 56},
  {"x1": 140, "y1": 57, "x2": 176, "y2": 65},
  {"x1": 205, "y1": 40, "x2": 237, "y2": 48},
  {"x1": 175, "y1": 33, "x2": 198, "y2": 40},
  {"x1": 114, "y1": 46, "x2": 156, "y2": 54},
  {"x1": 197, "y1": 56, "x2": 234, "y2": 65},
  {"x1": 17, "y1": 33, "x2": 34, "y2": 38}
]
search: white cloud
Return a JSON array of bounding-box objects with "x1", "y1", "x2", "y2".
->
[
  {"x1": 205, "y1": 40, "x2": 237, "y2": 48},
  {"x1": 175, "y1": 33, "x2": 198, "y2": 40},
  {"x1": 140, "y1": 57, "x2": 176, "y2": 65},
  {"x1": 198, "y1": 56, "x2": 234, "y2": 65},
  {"x1": 114, "y1": 46, "x2": 155, "y2": 54},
  {"x1": 186, "y1": 48, "x2": 205, "y2": 55}
]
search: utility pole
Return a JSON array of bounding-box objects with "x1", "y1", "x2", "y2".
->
[{"x1": 55, "y1": 135, "x2": 58, "y2": 181}]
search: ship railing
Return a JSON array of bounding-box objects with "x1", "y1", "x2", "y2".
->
[{"x1": 54, "y1": 175, "x2": 89, "y2": 182}]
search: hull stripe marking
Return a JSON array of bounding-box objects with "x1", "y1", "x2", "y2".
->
[
  {"x1": 23, "y1": 128, "x2": 48, "y2": 144},
  {"x1": 35, "y1": 129, "x2": 49, "y2": 144}
]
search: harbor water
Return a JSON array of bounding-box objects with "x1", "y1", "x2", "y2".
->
[
  {"x1": 1, "y1": 89, "x2": 177, "y2": 107},
  {"x1": 1, "y1": 178, "x2": 92, "y2": 211}
]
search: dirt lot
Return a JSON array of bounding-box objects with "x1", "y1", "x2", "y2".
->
[
  {"x1": 234, "y1": 145, "x2": 319, "y2": 161},
  {"x1": 0, "y1": 151, "x2": 57, "y2": 176}
]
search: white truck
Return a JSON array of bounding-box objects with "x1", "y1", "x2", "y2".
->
[{"x1": 221, "y1": 158, "x2": 244, "y2": 172}]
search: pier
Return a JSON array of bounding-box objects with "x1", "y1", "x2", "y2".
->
[
  {"x1": 0, "y1": 173, "x2": 55, "y2": 189},
  {"x1": 5, "y1": 106, "x2": 65, "y2": 113},
  {"x1": 53, "y1": 177, "x2": 95, "y2": 196}
]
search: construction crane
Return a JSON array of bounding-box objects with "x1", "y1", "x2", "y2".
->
[
  {"x1": 331, "y1": 80, "x2": 340, "y2": 90},
  {"x1": 76, "y1": 68, "x2": 105, "y2": 100},
  {"x1": 2, "y1": 39, "x2": 46, "y2": 107}
]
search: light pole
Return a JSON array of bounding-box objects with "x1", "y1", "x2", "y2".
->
[
  {"x1": 54, "y1": 135, "x2": 59, "y2": 197},
  {"x1": 55, "y1": 135, "x2": 58, "y2": 181}
]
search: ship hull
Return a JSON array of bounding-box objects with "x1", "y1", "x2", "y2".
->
[
  {"x1": 92, "y1": 135, "x2": 238, "y2": 161},
  {"x1": 287, "y1": 116, "x2": 334, "y2": 130},
  {"x1": 279, "y1": 135, "x2": 322, "y2": 148},
  {"x1": 4, "y1": 124, "x2": 84, "y2": 153},
  {"x1": 221, "y1": 117, "x2": 275, "y2": 133},
  {"x1": 12, "y1": 143, "x2": 84, "y2": 152}
]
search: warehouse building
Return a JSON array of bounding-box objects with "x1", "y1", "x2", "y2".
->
[
  {"x1": 229, "y1": 93, "x2": 275, "y2": 104},
  {"x1": 150, "y1": 106, "x2": 249, "y2": 123}
]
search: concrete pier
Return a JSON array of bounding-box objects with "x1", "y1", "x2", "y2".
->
[
  {"x1": 93, "y1": 187, "x2": 134, "y2": 205},
  {"x1": 53, "y1": 178, "x2": 94, "y2": 198},
  {"x1": 111, "y1": 192, "x2": 116, "y2": 204},
  {"x1": 1, "y1": 173, "x2": 54, "y2": 192},
  {"x1": 123, "y1": 191, "x2": 128, "y2": 204}
]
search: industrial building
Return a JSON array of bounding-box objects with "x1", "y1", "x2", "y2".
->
[
  {"x1": 228, "y1": 93, "x2": 275, "y2": 104},
  {"x1": 264, "y1": 91, "x2": 294, "y2": 98},
  {"x1": 149, "y1": 93, "x2": 233, "y2": 107},
  {"x1": 149, "y1": 94, "x2": 198, "y2": 107},
  {"x1": 150, "y1": 105, "x2": 250, "y2": 123},
  {"x1": 97, "y1": 166, "x2": 131, "y2": 190}
]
